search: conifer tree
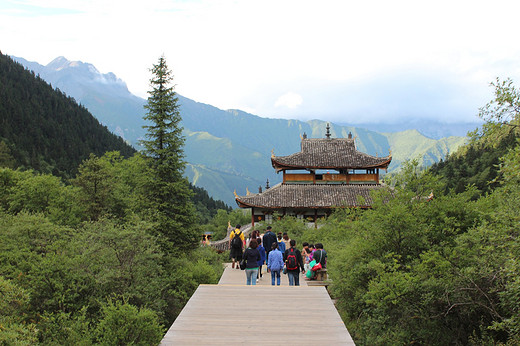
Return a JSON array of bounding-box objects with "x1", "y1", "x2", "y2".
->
[{"x1": 140, "y1": 56, "x2": 197, "y2": 252}]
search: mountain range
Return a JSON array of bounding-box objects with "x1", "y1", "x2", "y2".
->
[{"x1": 13, "y1": 56, "x2": 471, "y2": 206}]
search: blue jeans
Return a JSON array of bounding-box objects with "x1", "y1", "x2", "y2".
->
[
  {"x1": 270, "y1": 269, "x2": 281, "y2": 285},
  {"x1": 287, "y1": 270, "x2": 300, "y2": 286},
  {"x1": 246, "y1": 268, "x2": 258, "y2": 285}
]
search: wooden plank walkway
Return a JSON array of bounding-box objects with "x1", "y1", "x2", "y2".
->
[{"x1": 160, "y1": 264, "x2": 355, "y2": 345}]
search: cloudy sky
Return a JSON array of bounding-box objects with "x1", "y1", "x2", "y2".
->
[{"x1": 1, "y1": 0, "x2": 519, "y2": 124}]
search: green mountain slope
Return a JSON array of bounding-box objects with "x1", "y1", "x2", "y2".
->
[
  {"x1": 383, "y1": 129, "x2": 467, "y2": 170},
  {"x1": 12, "y1": 56, "x2": 468, "y2": 205},
  {"x1": 185, "y1": 163, "x2": 260, "y2": 208},
  {"x1": 1, "y1": 52, "x2": 231, "y2": 216},
  {"x1": 0, "y1": 52, "x2": 136, "y2": 178}
]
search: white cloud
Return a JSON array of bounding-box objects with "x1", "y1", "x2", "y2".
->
[
  {"x1": 274, "y1": 92, "x2": 303, "y2": 109},
  {"x1": 2, "y1": 0, "x2": 520, "y2": 123}
]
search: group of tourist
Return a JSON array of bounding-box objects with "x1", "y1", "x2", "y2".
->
[{"x1": 229, "y1": 225, "x2": 327, "y2": 286}]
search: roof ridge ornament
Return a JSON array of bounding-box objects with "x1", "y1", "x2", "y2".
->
[
  {"x1": 271, "y1": 148, "x2": 275, "y2": 158},
  {"x1": 326, "y1": 123, "x2": 331, "y2": 139}
]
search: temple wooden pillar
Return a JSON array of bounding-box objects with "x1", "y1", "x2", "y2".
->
[{"x1": 251, "y1": 207, "x2": 255, "y2": 228}]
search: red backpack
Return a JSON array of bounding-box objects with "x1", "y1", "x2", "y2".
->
[{"x1": 286, "y1": 248, "x2": 298, "y2": 270}]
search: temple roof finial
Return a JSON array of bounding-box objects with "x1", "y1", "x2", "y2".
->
[
  {"x1": 266, "y1": 178, "x2": 270, "y2": 190},
  {"x1": 302, "y1": 132, "x2": 307, "y2": 139},
  {"x1": 326, "y1": 123, "x2": 331, "y2": 139}
]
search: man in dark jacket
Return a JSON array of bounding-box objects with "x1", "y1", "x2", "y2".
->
[
  {"x1": 284, "y1": 239, "x2": 305, "y2": 286},
  {"x1": 262, "y1": 226, "x2": 277, "y2": 263}
]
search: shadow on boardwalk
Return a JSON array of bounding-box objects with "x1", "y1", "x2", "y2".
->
[{"x1": 160, "y1": 263, "x2": 355, "y2": 345}]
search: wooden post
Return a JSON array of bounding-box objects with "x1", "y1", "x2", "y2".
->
[
  {"x1": 314, "y1": 209, "x2": 318, "y2": 228},
  {"x1": 251, "y1": 207, "x2": 255, "y2": 228}
]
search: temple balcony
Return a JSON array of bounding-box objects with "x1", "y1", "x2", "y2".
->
[{"x1": 283, "y1": 172, "x2": 379, "y2": 184}]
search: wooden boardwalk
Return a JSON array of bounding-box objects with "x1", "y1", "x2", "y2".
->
[{"x1": 160, "y1": 263, "x2": 355, "y2": 345}]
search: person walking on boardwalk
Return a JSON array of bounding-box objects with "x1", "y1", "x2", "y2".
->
[
  {"x1": 267, "y1": 242, "x2": 284, "y2": 286},
  {"x1": 282, "y1": 232, "x2": 291, "y2": 250},
  {"x1": 246, "y1": 229, "x2": 259, "y2": 248},
  {"x1": 256, "y1": 237, "x2": 266, "y2": 281},
  {"x1": 284, "y1": 239, "x2": 305, "y2": 286},
  {"x1": 229, "y1": 224, "x2": 245, "y2": 269},
  {"x1": 277, "y1": 233, "x2": 286, "y2": 254},
  {"x1": 301, "y1": 242, "x2": 312, "y2": 272},
  {"x1": 262, "y1": 226, "x2": 277, "y2": 263},
  {"x1": 243, "y1": 238, "x2": 261, "y2": 285}
]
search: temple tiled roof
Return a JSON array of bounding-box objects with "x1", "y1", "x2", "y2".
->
[
  {"x1": 235, "y1": 183, "x2": 385, "y2": 209},
  {"x1": 271, "y1": 138, "x2": 391, "y2": 171}
]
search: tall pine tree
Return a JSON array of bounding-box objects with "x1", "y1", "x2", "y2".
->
[{"x1": 141, "y1": 56, "x2": 197, "y2": 252}]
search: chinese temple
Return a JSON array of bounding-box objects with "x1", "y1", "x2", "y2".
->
[{"x1": 235, "y1": 124, "x2": 392, "y2": 226}]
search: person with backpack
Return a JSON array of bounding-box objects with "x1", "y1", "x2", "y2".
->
[
  {"x1": 284, "y1": 239, "x2": 305, "y2": 286},
  {"x1": 229, "y1": 225, "x2": 245, "y2": 269},
  {"x1": 267, "y1": 242, "x2": 284, "y2": 286}
]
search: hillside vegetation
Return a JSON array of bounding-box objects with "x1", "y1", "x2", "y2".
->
[
  {"x1": 271, "y1": 78, "x2": 520, "y2": 345},
  {"x1": 0, "y1": 54, "x2": 244, "y2": 344},
  {"x1": 0, "y1": 53, "x2": 135, "y2": 179}
]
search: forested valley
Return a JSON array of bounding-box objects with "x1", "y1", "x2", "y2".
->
[
  {"x1": 0, "y1": 53, "x2": 241, "y2": 344},
  {"x1": 2, "y1": 46, "x2": 520, "y2": 345}
]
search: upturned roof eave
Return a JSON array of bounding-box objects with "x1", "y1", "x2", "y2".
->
[
  {"x1": 235, "y1": 183, "x2": 380, "y2": 209},
  {"x1": 271, "y1": 156, "x2": 392, "y2": 172},
  {"x1": 235, "y1": 197, "x2": 373, "y2": 209}
]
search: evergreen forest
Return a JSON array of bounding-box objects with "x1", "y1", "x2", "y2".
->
[
  {"x1": 0, "y1": 52, "x2": 135, "y2": 179},
  {"x1": 2, "y1": 46, "x2": 520, "y2": 345}
]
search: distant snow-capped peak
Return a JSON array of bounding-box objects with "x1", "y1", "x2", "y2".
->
[{"x1": 46, "y1": 56, "x2": 126, "y2": 86}]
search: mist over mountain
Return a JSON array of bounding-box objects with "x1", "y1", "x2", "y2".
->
[
  {"x1": 12, "y1": 56, "x2": 469, "y2": 206},
  {"x1": 338, "y1": 121, "x2": 480, "y2": 140}
]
